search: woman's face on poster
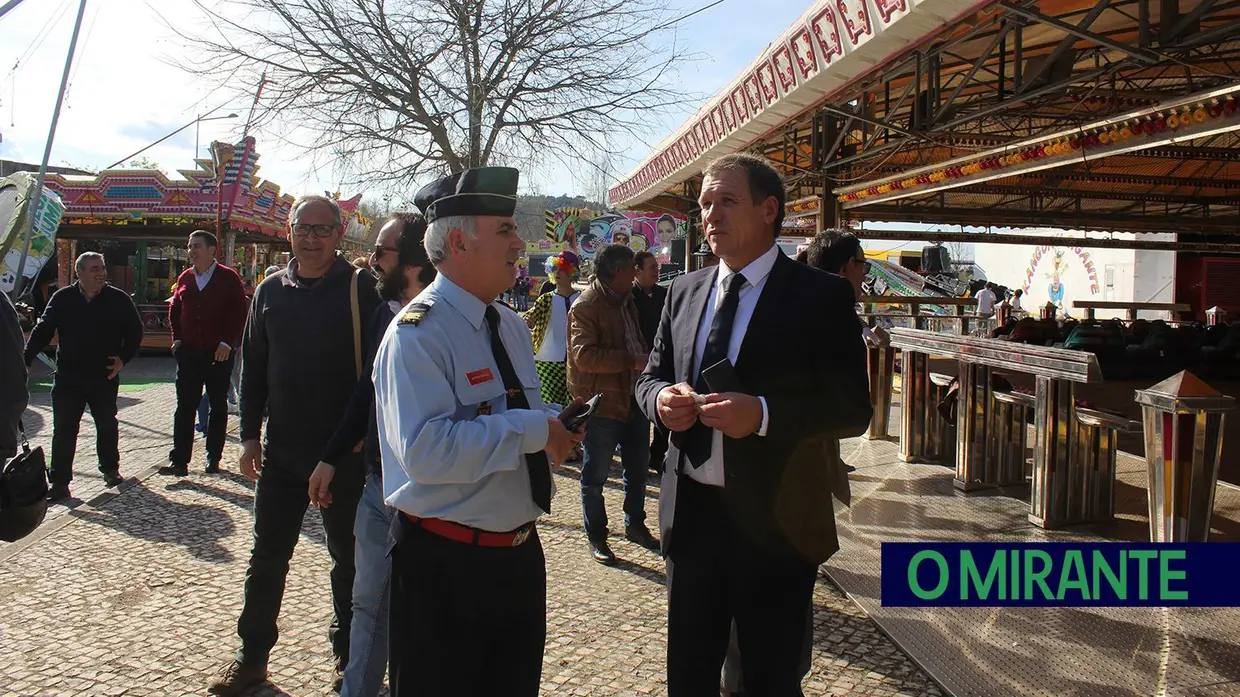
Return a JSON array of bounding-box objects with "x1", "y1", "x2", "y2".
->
[{"x1": 657, "y1": 218, "x2": 676, "y2": 243}]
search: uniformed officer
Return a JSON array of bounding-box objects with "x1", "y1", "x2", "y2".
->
[{"x1": 373, "y1": 166, "x2": 585, "y2": 697}]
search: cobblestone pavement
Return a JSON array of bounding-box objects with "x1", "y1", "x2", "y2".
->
[{"x1": 0, "y1": 358, "x2": 944, "y2": 697}]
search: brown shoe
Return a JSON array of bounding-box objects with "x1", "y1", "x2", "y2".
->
[{"x1": 208, "y1": 660, "x2": 268, "y2": 696}]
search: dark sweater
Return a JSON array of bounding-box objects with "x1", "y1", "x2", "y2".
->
[
  {"x1": 240, "y1": 255, "x2": 380, "y2": 479},
  {"x1": 24, "y1": 283, "x2": 144, "y2": 385},
  {"x1": 631, "y1": 282, "x2": 668, "y2": 350},
  {"x1": 0, "y1": 291, "x2": 26, "y2": 460},
  {"x1": 320, "y1": 300, "x2": 397, "y2": 477},
  {"x1": 169, "y1": 263, "x2": 249, "y2": 350}
]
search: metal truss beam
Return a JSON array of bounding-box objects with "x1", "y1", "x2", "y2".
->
[
  {"x1": 1019, "y1": 0, "x2": 1113, "y2": 93},
  {"x1": 853, "y1": 206, "x2": 1240, "y2": 233},
  {"x1": 938, "y1": 184, "x2": 1240, "y2": 205},
  {"x1": 852, "y1": 227, "x2": 1240, "y2": 252},
  {"x1": 999, "y1": 2, "x2": 1161, "y2": 63}
]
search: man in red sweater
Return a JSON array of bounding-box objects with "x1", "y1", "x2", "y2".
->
[{"x1": 161, "y1": 230, "x2": 250, "y2": 475}]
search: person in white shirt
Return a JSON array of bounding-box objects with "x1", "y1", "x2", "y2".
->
[
  {"x1": 524, "y1": 250, "x2": 581, "y2": 407},
  {"x1": 976, "y1": 283, "x2": 998, "y2": 316},
  {"x1": 1011, "y1": 288, "x2": 1024, "y2": 315}
]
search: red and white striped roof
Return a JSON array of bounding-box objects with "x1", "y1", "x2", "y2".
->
[{"x1": 609, "y1": 0, "x2": 985, "y2": 208}]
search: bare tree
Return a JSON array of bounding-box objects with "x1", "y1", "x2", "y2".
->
[{"x1": 170, "y1": 0, "x2": 685, "y2": 187}]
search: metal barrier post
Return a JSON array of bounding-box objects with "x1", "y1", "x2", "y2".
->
[
  {"x1": 865, "y1": 340, "x2": 895, "y2": 440},
  {"x1": 1136, "y1": 371, "x2": 1235, "y2": 542},
  {"x1": 1029, "y1": 376, "x2": 1078, "y2": 528},
  {"x1": 954, "y1": 362, "x2": 995, "y2": 490},
  {"x1": 898, "y1": 351, "x2": 931, "y2": 462},
  {"x1": 991, "y1": 391, "x2": 1034, "y2": 487},
  {"x1": 1073, "y1": 407, "x2": 1140, "y2": 523}
]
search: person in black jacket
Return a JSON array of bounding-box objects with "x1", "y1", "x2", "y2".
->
[
  {"x1": 23, "y1": 252, "x2": 143, "y2": 501},
  {"x1": 631, "y1": 251, "x2": 669, "y2": 473},
  {"x1": 307, "y1": 211, "x2": 434, "y2": 697},
  {"x1": 1, "y1": 290, "x2": 27, "y2": 464},
  {"x1": 211, "y1": 195, "x2": 381, "y2": 697},
  {"x1": 634, "y1": 154, "x2": 870, "y2": 696}
]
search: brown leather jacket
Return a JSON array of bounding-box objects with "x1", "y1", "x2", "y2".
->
[{"x1": 566, "y1": 280, "x2": 647, "y2": 422}]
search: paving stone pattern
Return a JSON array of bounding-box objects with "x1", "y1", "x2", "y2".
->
[{"x1": 0, "y1": 359, "x2": 943, "y2": 697}]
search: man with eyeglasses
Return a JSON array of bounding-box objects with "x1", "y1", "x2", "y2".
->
[
  {"x1": 211, "y1": 195, "x2": 380, "y2": 696},
  {"x1": 161, "y1": 230, "x2": 249, "y2": 477}
]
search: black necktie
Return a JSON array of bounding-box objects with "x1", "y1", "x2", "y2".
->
[
  {"x1": 484, "y1": 306, "x2": 553, "y2": 513},
  {"x1": 683, "y1": 272, "x2": 747, "y2": 468}
]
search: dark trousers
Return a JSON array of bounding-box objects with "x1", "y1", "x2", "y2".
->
[
  {"x1": 666, "y1": 477, "x2": 817, "y2": 697},
  {"x1": 389, "y1": 516, "x2": 545, "y2": 697},
  {"x1": 170, "y1": 349, "x2": 233, "y2": 467},
  {"x1": 236, "y1": 461, "x2": 364, "y2": 666},
  {"x1": 49, "y1": 378, "x2": 120, "y2": 487},
  {"x1": 650, "y1": 427, "x2": 669, "y2": 474}
]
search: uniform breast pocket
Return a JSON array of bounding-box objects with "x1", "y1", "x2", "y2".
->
[{"x1": 452, "y1": 368, "x2": 508, "y2": 419}]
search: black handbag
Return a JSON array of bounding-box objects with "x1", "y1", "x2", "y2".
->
[{"x1": 0, "y1": 421, "x2": 49, "y2": 543}]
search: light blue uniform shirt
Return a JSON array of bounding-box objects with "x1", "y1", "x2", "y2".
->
[{"x1": 374, "y1": 273, "x2": 557, "y2": 532}]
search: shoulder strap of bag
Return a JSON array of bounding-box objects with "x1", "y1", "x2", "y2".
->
[{"x1": 350, "y1": 268, "x2": 362, "y2": 379}]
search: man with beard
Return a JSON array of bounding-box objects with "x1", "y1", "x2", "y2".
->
[{"x1": 309, "y1": 212, "x2": 435, "y2": 697}]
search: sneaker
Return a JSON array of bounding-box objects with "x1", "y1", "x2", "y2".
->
[
  {"x1": 102, "y1": 471, "x2": 124, "y2": 488},
  {"x1": 208, "y1": 660, "x2": 268, "y2": 696},
  {"x1": 158, "y1": 464, "x2": 189, "y2": 477},
  {"x1": 47, "y1": 485, "x2": 70, "y2": 502}
]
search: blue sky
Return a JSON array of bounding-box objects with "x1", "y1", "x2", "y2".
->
[{"x1": 0, "y1": 0, "x2": 816, "y2": 204}]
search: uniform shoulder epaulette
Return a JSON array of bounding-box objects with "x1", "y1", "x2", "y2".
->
[{"x1": 398, "y1": 302, "x2": 432, "y2": 326}]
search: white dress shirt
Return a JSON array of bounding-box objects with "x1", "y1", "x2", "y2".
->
[
  {"x1": 686, "y1": 243, "x2": 777, "y2": 488},
  {"x1": 194, "y1": 261, "x2": 217, "y2": 291}
]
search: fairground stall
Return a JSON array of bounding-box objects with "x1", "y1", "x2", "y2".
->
[
  {"x1": 38, "y1": 138, "x2": 370, "y2": 349},
  {"x1": 610, "y1": 0, "x2": 1240, "y2": 694}
]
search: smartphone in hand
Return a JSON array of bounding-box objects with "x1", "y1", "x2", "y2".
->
[{"x1": 561, "y1": 393, "x2": 603, "y2": 432}]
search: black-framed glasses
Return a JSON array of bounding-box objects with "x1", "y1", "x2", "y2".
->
[
  {"x1": 290, "y1": 223, "x2": 338, "y2": 237},
  {"x1": 373, "y1": 244, "x2": 399, "y2": 257}
]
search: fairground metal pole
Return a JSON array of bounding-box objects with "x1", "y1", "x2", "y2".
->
[
  {"x1": 9, "y1": 0, "x2": 89, "y2": 300},
  {"x1": 0, "y1": 0, "x2": 31, "y2": 20}
]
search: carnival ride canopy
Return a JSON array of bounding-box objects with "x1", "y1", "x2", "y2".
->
[{"x1": 611, "y1": 0, "x2": 1240, "y2": 243}]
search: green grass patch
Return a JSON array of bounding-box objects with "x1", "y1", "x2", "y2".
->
[{"x1": 28, "y1": 378, "x2": 175, "y2": 394}]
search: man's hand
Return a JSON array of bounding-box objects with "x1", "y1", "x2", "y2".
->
[
  {"x1": 214, "y1": 343, "x2": 232, "y2": 363},
  {"x1": 171, "y1": 340, "x2": 181, "y2": 354},
  {"x1": 698, "y1": 392, "x2": 764, "y2": 439},
  {"x1": 544, "y1": 416, "x2": 586, "y2": 468},
  {"x1": 633, "y1": 354, "x2": 648, "y2": 371},
  {"x1": 240, "y1": 440, "x2": 263, "y2": 481},
  {"x1": 106, "y1": 356, "x2": 123, "y2": 380},
  {"x1": 308, "y1": 461, "x2": 335, "y2": 508},
  {"x1": 657, "y1": 383, "x2": 700, "y2": 432}
]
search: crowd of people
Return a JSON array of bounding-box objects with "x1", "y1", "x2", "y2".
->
[{"x1": 0, "y1": 153, "x2": 876, "y2": 697}]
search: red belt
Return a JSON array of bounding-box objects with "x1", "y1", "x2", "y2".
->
[{"x1": 404, "y1": 514, "x2": 533, "y2": 547}]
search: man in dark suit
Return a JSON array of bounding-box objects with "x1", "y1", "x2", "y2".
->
[{"x1": 635, "y1": 153, "x2": 872, "y2": 696}]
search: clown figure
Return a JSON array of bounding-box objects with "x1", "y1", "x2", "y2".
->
[{"x1": 524, "y1": 250, "x2": 582, "y2": 407}]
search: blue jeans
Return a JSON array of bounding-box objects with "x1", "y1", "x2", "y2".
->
[
  {"x1": 340, "y1": 470, "x2": 394, "y2": 697},
  {"x1": 195, "y1": 393, "x2": 209, "y2": 432},
  {"x1": 580, "y1": 401, "x2": 650, "y2": 541}
]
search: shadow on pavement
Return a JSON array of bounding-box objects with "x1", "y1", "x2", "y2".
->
[
  {"x1": 68, "y1": 481, "x2": 236, "y2": 563},
  {"x1": 164, "y1": 472, "x2": 332, "y2": 549}
]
